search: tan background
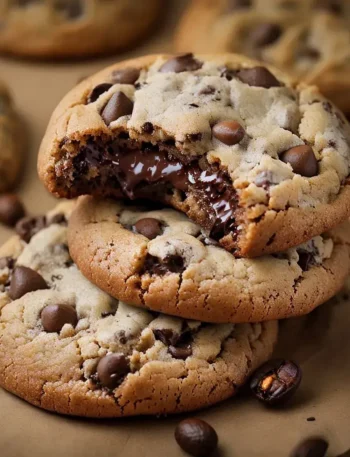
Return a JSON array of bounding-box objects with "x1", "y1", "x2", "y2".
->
[{"x1": 1, "y1": 2, "x2": 350, "y2": 456}]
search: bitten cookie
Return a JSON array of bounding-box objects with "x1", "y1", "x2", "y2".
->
[
  {"x1": 0, "y1": 1, "x2": 160, "y2": 58},
  {"x1": 0, "y1": 203, "x2": 277, "y2": 418},
  {"x1": 68, "y1": 196, "x2": 350, "y2": 324},
  {"x1": 0, "y1": 80, "x2": 23, "y2": 192},
  {"x1": 38, "y1": 53, "x2": 350, "y2": 257},
  {"x1": 175, "y1": 0, "x2": 350, "y2": 113}
]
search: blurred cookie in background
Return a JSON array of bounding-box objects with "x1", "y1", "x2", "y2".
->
[
  {"x1": 175, "y1": 0, "x2": 350, "y2": 113},
  {"x1": 0, "y1": 0, "x2": 162, "y2": 59}
]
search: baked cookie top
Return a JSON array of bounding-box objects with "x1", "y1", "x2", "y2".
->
[
  {"x1": 38, "y1": 53, "x2": 350, "y2": 257},
  {"x1": 0, "y1": 201, "x2": 277, "y2": 417},
  {"x1": 68, "y1": 197, "x2": 350, "y2": 323}
]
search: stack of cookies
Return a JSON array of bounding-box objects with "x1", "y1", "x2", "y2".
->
[{"x1": 1, "y1": 53, "x2": 350, "y2": 418}]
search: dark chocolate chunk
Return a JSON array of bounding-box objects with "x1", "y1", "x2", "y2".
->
[
  {"x1": 175, "y1": 418, "x2": 218, "y2": 457},
  {"x1": 0, "y1": 194, "x2": 26, "y2": 227},
  {"x1": 237, "y1": 66, "x2": 281, "y2": 88},
  {"x1": 101, "y1": 92, "x2": 133, "y2": 125},
  {"x1": 251, "y1": 23, "x2": 282, "y2": 47},
  {"x1": 15, "y1": 215, "x2": 47, "y2": 243},
  {"x1": 134, "y1": 218, "x2": 162, "y2": 240},
  {"x1": 41, "y1": 304, "x2": 78, "y2": 333},
  {"x1": 159, "y1": 53, "x2": 203, "y2": 73},
  {"x1": 280, "y1": 145, "x2": 318, "y2": 177},
  {"x1": 297, "y1": 251, "x2": 312, "y2": 271},
  {"x1": 96, "y1": 354, "x2": 130, "y2": 389},
  {"x1": 9, "y1": 266, "x2": 48, "y2": 300},
  {"x1": 0, "y1": 257, "x2": 15, "y2": 270},
  {"x1": 291, "y1": 438, "x2": 329, "y2": 457},
  {"x1": 169, "y1": 345, "x2": 192, "y2": 360},
  {"x1": 142, "y1": 122, "x2": 154, "y2": 134},
  {"x1": 153, "y1": 328, "x2": 179, "y2": 346},
  {"x1": 144, "y1": 254, "x2": 185, "y2": 275},
  {"x1": 87, "y1": 83, "x2": 113, "y2": 104},
  {"x1": 212, "y1": 120, "x2": 245, "y2": 145},
  {"x1": 111, "y1": 68, "x2": 140, "y2": 85}
]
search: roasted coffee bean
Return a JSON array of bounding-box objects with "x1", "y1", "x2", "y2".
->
[
  {"x1": 175, "y1": 418, "x2": 218, "y2": 457},
  {"x1": 96, "y1": 354, "x2": 130, "y2": 389},
  {"x1": 280, "y1": 145, "x2": 318, "y2": 177},
  {"x1": 159, "y1": 53, "x2": 203, "y2": 73},
  {"x1": 134, "y1": 218, "x2": 162, "y2": 239},
  {"x1": 111, "y1": 67, "x2": 140, "y2": 85},
  {"x1": 9, "y1": 266, "x2": 48, "y2": 300},
  {"x1": 101, "y1": 92, "x2": 133, "y2": 125},
  {"x1": 169, "y1": 345, "x2": 192, "y2": 360},
  {"x1": 212, "y1": 120, "x2": 245, "y2": 145},
  {"x1": 291, "y1": 438, "x2": 329, "y2": 457},
  {"x1": 0, "y1": 257, "x2": 14, "y2": 270},
  {"x1": 250, "y1": 359, "x2": 302, "y2": 405},
  {"x1": 251, "y1": 23, "x2": 282, "y2": 47},
  {"x1": 41, "y1": 304, "x2": 78, "y2": 333},
  {"x1": 237, "y1": 66, "x2": 281, "y2": 88},
  {"x1": 0, "y1": 194, "x2": 25, "y2": 227},
  {"x1": 15, "y1": 215, "x2": 47, "y2": 243},
  {"x1": 87, "y1": 83, "x2": 113, "y2": 104}
]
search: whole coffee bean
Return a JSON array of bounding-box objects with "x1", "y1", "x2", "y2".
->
[
  {"x1": 251, "y1": 23, "x2": 282, "y2": 47},
  {"x1": 97, "y1": 354, "x2": 130, "y2": 389},
  {"x1": 159, "y1": 53, "x2": 203, "y2": 73},
  {"x1": 134, "y1": 218, "x2": 162, "y2": 239},
  {"x1": 280, "y1": 145, "x2": 318, "y2": 177},
  {"x1": 111, "y1": 67, "x2": 140, "y2": 85},
  {"x1": 291, "y1": 438, "x2": 329, "y2": 457},
  {"x1": 0, "y1": 194, "x2": 25, "y2": 227},
  {"x1": 175, "y1": 418, "x2": 218, "y2": 457},
  {"x1": 41, "y1": 304, "x2": 78, "y2": 333},
  {"x1": 237, "y1": 66, "x2": 281, "y2": 88},
  {"x1": 87, "y1": 83, "x2": 113, "y2": 104},
  {"x1": 250, "y1": 359, "x2": 302, "y2": 405},
  {"x1": 9, "y1": 266, "x2": 48, "y2": 300},
  {"x1": 212, "y1": 120, "x2": 245, "y2": 145},
  {"x1": 101, "y1": 91, "x2": 133, "y2": 125}
]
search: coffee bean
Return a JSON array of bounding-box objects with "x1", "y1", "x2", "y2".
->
[
  {"x1": 175, "y1": 419, "x2": 218, "y2": 457},
  {"x1": 212, "y1": 120, "x2": 245, "y2": 145},
  {"x1": 97, "y1": 354, "x2": 130, "y2": 389},
  {"x1": 9, "y1": 266, "x2": 48, "y2": 300},
  {"x1": 280, "y1": 145, "x2": 318, "y2": 177},
  {"x1": 169, "y1": 345, "x2": 192, "y2": 360},
  {"x1": 291, "y1": 438, "x2": 329, "y2": 457},
  {"x1": 237, "y1": 66, "x2": 281, "y2": 88},
  {"x1": 41, "y1": 304, "x2": 78, "y2": 333},
  {"x1": 134, "y1": 218, "x2": 162, "y2": 239},
  {"x1": 87, "y1": 83, "x2": 113, "y2": 104},
  {"x1": 251, "y1": 23, "x2": 282, "y2": 47},
  {"x1": 15, "y1": 215, "x2": 47, "y2": 243},
  {"x1": 0, "y1": 194, "x2": 25, "y2": 227},
  {"x1": 159, "y1": 53, "x2": 203, "y2": 73},
  {"x1": 111, "y1": 67, "x2": 140, "y2": 85},
  {"x1": 250, "y1": 359, "x2": 302, "y2": 405},
  {"x1": 101, "y1": 92, "x2": 133, "y2": 125}
]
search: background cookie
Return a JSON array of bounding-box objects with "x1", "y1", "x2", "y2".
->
[
  {"x1": 0, "y1": 0, "x2": 161, "y2": 58},
  {"x1": 68, "y1": 197, "x2": 350, "y2": 324},
  {"x1": 0, "y1": 202, "x2": 277, "y2": 417}
]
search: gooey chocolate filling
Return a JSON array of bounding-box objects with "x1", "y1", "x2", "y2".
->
[{"x1": 59, "y1": 136, "x2": 239, "y2": 241}]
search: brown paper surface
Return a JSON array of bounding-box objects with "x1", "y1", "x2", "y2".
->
[{"x1": 1, "y1": 2, "x2": 350, "y2": 456}]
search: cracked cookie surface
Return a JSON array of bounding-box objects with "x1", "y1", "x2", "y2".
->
[
  {"x1": 175, "y1": 0, "x2": 350, "y2": 113},
  {"x1": 68, "y1": 196, "x2": 350, "y2": 323},
  {"x1": 38, "y1": 53, "x2": 350, "y2": 257},
  {"x1": 0, "y1": 202, "x2": 277, "y2": 417},
  {"x1": 0, "y1": 0, "x2": 160, "y2": 58}
]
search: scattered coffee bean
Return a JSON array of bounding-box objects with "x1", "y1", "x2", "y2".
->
[
  {"x1": 175, "y1": 418, "x2": 218, "y2": 457},
  {"x1": 251, "y1": 23, "x2": 282, "y2": 47},
  {"x1": 111, "y1": 67, "x2": 140, "y2": 85},
  {"x1": 159, "y1": 53, "x2": 203, "y2": 73},
  {"x1": 0, "y1": 194, "x2": 25, "y2": 227},
  {"x1": 291, "y1": 438, "x2": 328, "y2": 457},
  {"x1": 169, "y1": 345, "x2": 192, "y2": 360},
  {"x1": 15, "y1": 215, "x2": 47, "y2": 243},
  {"x1": 101, "y1": 92, "x2": 133, "y2": 125},
  {"x1": 97, "y1": 354, "x2": 130, "y2": 389},
  {"x1": 87, "y1": 83, "x2": 113, "y2": 104},
  {"x1": 9, "y1": 266, "x2": 48, "y2": 300},
  {"x1": 237, "y1": 66, "x2": 281, "y2": 88},
  {"x1": 280, "y1": 145, "x2": 318, "y2": 177},
  {"x1": 212, "y1": 120, "x2": 245, "y2": 145},
  {"x1": 41, "y1": 304, "x2": 78, "y2": 333},
  {"x1": 134, "y1": 218, "x2": 162, "y2": 239},
  {"x1": 250, "y1": 359, "x2": 302, "y2": 405}
]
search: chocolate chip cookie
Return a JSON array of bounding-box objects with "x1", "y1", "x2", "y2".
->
[
  {"x1": 0, "y1": 202, "x2": 278, "y2": 417},
  {"x1": 67, "y1": 196, "x2": 350, "y2": 323},
  {"x1": 175, "y1": 0, "x2": 350, "y2": 113},
  {"x1": 38, "y1": 54, "x2": 350, "y2": 257},
  {"x1": 0, "y1": 80, "x2": 23, "y2": 192},
  {"x1": 0, "y1": 0, "x2": 160, "y2": 58}
]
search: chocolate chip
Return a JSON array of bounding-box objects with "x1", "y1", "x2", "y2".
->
[
  {"x1": 175, "y1": 419, "x2": 218, "y2": 457},
  {"x1": 101, "y1": 92, "x2": 133, "y2": 126},
  {"x1": 9, "y1": 266, "x2": 48, "y2": 300},
  {"x1": 280, "y1": 145, "x2": 318, "y2": 177},
  {"x1": 0, "y1": 194, "x2": 26, "y2": 227},
  {"x1": 134, "y1": 218, "x2": 162, "y2": 239},
  {"x1": 227, "y1": 0, "x2": 252, "y2": 10},
  {"x1": 212, "y1": 120, "x2": 245, "y2": 145},
  {"x1": 0, "y1": 257, "x2": 14, "y2": 270},
  {"x1": 298, "y1": 251, "x2": 312, "y2": 271},
  {"x1": 237, "y1": 66, "x2": 281, "y2": 88},
  {"x1": 87, "y1": 83, "x2": 113, "y2": 104},
  {"x1": 315, "y1": 0, "x2": 342, "y2": 14},
  {"x1": 250, "y1": 359, "x2": 302, "y2": 405},
  {"x1": 251, "y1": 23, "x2": 282, "y2": 47},
  {"x1": 111, "y1": 68, "x2": 140, "y2": 85},
  {"x1": 291, "y1": 438, "x2": 328, "y2": 457},
  {"x1": 54, "y1": 0, "x2": 83, "y2": 19},
  {"x1": 169, "y1": 345, "x2": 192, "y2": 360},
  {"x1": 41, "y1": 304, "x2": 78, "y2": 333},
  {"x1": 15, "y1": 215, "x2": 47, "y2": 243},
  {"x1": 159, "y1": 53, "x2": 203, "y2": 73},
  {"x1": 96, "y1": 354, "x2": 130, "y2": 389},
  {"x1": 154, "y1": 329, "x2": 179, "y2": 346},
  {"x1": 199, "y1": 85, "x2": 215, "y2": 95},
  {"x1": 144, "y1": 254, "x2": 185, "y2": 275},
  {"x1": 142, "y1": 122, "x2": 154, "y2": 134}
]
